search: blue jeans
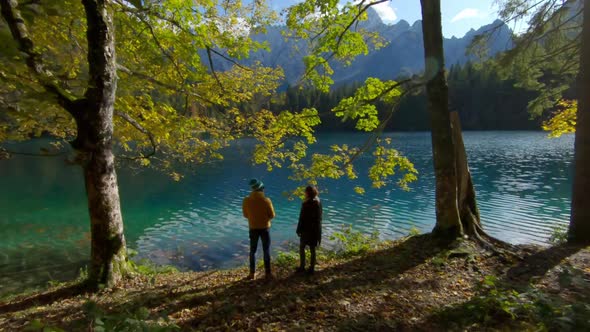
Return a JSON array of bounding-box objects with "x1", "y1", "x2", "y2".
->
[{"x1": 249, "y1": 229, "x2": 271, "y2": 274}]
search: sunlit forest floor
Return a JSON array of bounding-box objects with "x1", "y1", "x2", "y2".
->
[{"x1": 1, "y1": 234, "x2": 589, "y2": 331}]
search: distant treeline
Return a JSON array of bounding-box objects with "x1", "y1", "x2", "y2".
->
[{"x1": 264, "y1": 62, "x2": 542, "y2": 131}]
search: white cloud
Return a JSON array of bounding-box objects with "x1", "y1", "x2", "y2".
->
[
  {"x1": 342, "y1": 1, "x2": 397, "y2": 24},
  {"x1": 372, "y1": 2, "x2": 397, "y2": 24},
  {"x1": 451, "y1": 8, "x2": 485, "y2": 23}
]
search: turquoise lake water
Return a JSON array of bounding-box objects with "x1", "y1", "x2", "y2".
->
[{"x1": 0, "y1": 132, "x2": 574, "y2": 295}]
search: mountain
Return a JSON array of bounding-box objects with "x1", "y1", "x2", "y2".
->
[{"x1": 238, "y1": 9, "x2": 513, "y2": 85}]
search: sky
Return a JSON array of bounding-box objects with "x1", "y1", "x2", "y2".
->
[{"x1": 268, "y1": 0, "x2": 501, "y2": 38}]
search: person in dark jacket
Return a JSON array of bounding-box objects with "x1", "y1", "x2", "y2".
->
[{"x1": 296, "y1": 185, "x2": 323, "y2": 274}]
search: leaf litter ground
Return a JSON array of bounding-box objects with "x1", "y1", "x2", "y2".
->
[{"x1": 0, "y1": 234, "x2": 588, "y2": 331}]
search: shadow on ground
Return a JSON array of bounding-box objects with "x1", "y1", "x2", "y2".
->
[
  {"x1": 1, "y1": 235, "x2": 587, "y2": 331},
  {"x1": 504, "y1": 243, "x2": 585, "y2": 286},
  {"x1": 0, "y1": 283, "x2": 85, "y2": 315},
  {"x1": 2, "y1": 234, "x2": 446, "y2": 330},
  {"x1": 408, "y1": 243, "x2": 589, "y2": 332},
  {"x1": 179, "y1": 234, "x2": 452, "y2": 329}
]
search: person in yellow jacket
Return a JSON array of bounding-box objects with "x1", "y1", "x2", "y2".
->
[{"x1": 242, "y1": 178, "x2": 275, "y2": 279}]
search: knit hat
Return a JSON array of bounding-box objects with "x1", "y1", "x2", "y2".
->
[{"x1": 249, "y1": 178, "x2": 264, "y2": 191}]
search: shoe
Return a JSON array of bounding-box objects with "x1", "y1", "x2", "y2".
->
[
  {"x1": 246, "y1": 272, "x2": 255, "y2": 280},
  {"x1": 265, "y1": 272, "x2": 274, "y2": 280},
  {"x1": 306, "y1": 268, "x2": 315, "y2": 275},
  {"x1": 295, "y1": 267, "x2": 305, "y2": 274}
]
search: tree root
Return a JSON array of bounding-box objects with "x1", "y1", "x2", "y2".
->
[{"x1": 464, "y1": 213, "x2": 523, "y2": 261}]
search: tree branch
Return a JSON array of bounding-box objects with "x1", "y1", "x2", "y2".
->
[
  {"x1": 342, "y1": 80, "x2": 422, "y2": 166},
  {"x1": 206, "y1": 46, "x2": 226, "y2": 93},
  {"x1": 134, "y1": 13, "x2": 185, "y2": 82},
  {"x1": 113, "y1": 0, "x2": 251, "y2": 71},
  {"x1": 295, "y1": 0, "x2": 389, "y2": 86},
  {"x1": 114, "y1": 110, "x2": 157, "y2": 159},
  {"x1": 116, "y1": 63, "x2": 218, "y2": 105},
  {"x1": 207, "y1": 47, "x2": 250, "y2": 71},
  {"x1": 0, "y1": 146, "x2": 66, "y2": 158},
  {"x1": 0, "y1": 0, "x2": 79, "y2": 112},
  {"x1": 367, "y1": 78, "x2": 413, "y2": 104}
]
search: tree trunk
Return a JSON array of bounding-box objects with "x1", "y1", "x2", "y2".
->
[
  {"x1": 79, "y1": 0, "x2": 127, "y2": 288},
  {"x1": 569, "y1": 1, "x2": 590, "y2": 244},
  {"x1": 451, "y1": 112, "x2": 482, "y2": 235},
  {"x1": 1, "y1": 0, "x2": 128, "y2": 289},
  {"x1": 84, "y1": 147, "x2": 127, "y2": 288},
  {"x1": 420, "y1": 0, "x2": 462, "y2": 238}
]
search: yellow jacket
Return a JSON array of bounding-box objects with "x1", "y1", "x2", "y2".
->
[{"x1": 243, "y1": 191, "x2": 275, "y2": 229}]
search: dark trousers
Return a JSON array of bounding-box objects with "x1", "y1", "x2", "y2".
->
[
  {"x1": 299, "y1": 241, "x2": 316, "y2": 270},
  {"x1": 249, "y1": 228, "x2": 271, "y2": 274}
]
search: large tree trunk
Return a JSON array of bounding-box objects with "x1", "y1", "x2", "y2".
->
[
  {"x1": 451, "y1": 112, "x2": 482, "y2": 236},
  {"x1": 569, "y1": 1, "x2": 590, "y2": 244},
  {"x1": 79, "y1": 0, "x2": 127, "y2": 288},
  {"x1": 1, "y1": 0, "x2": 128, "y2": 289},
  {"x1": 420, "y1": 0, "x2": 462, "y2": 238},
  {"x1": 84, "y1": 147, "x2": 127, "y2": 287}
]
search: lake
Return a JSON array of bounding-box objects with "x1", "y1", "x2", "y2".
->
[{"x1": 0, "y1": 131, "x2": 574, "y2": 295}]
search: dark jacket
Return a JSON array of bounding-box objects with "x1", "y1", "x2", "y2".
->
[{"x1": 297, "y1": 197, "x2": 323, "y2": 246}]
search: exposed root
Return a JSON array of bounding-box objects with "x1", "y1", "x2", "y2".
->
[{"x1": 467, "y1": 218, "x2": 522, "y2": 261}]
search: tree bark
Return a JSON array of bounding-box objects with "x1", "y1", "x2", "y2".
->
[
  {"x1": 84, "y1": 147, "x2": 127, "y2": 287},
  {"x1": 420, "y1": 0, "x2": 462, "y2": 238},
  {"x1": 451, "y1": 112, "x2": 482, "y2": 235},
  {"x1": 79, "y1": 0, "x2": 127, "y2": 288},
  {"x1": 569, "y1": 1, "x2": 590, "y2": 244}
]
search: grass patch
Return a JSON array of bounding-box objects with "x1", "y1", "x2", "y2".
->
[
  {"x1": 549, "y1": 224, "x2": 568, "y2": 245},
  {"x1": 82, "y1": 300, "x2": 180, "y2": 332},
  {"x1": 274, "y1": 225, "x2": 381, "y2": 268},
  {"x1": 328, "y1": 224, "x2": 380, "y2": 258}
]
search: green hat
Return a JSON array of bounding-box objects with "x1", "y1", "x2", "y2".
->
[{"x1": 249, "y1": 178, "x2": 264, "y2": 191}]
